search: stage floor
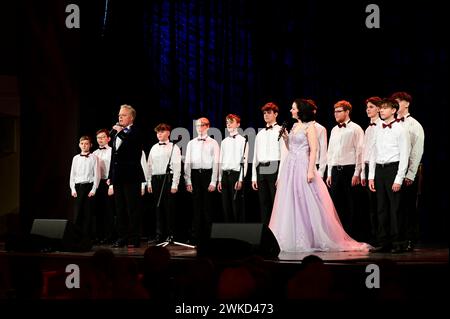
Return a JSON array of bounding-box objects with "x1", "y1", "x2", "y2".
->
[{"x1": 1, "y1": 241, "x2": 447, "y2": 264}]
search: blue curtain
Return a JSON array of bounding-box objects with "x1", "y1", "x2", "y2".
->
[{"x1": 143, "y1": 0, "x2": 256, "y2": 128}]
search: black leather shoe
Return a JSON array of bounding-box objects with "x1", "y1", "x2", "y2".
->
[
  {"x1": 405, "y1": 241, "x2": 415, "y2": 252},
  {"x1": 390, "y1": 246, "x2": 404, "y2": 254},
  {"x1": 112, "y1": 239, "x2": 127, "y2": 248},
  {"x1": 370, "y1": 245, "x2": 391, "y2": 253}
]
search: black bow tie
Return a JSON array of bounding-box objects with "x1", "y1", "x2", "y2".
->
[
  {"x1": 338, "y1": 123, "x2": 346, "y2": 128},
  {"x1": 396, "y1": 117, "x2": 405, "y2": 122},
  {"x1": 80, "y1": 153, "x2": 90, "y2": 157},
  {"x1": 230, "y1": 134, "x2": 238, "y2": 139},
  {"x1": 123, "y1": 127, "x2": 130, "y2": 133},
  {"x1": 369, "y1": 122, "x2": 377, "y2": 127},
  {"x1": 383, "y1": 121, "x2": 396, "y2": 129},
  {"x1": 159, "y1": 142, "x2": 167, "y2": 145},
  {"x1": 99, "y1": 147, "x2": 107, "y2": 150},
  {"x1": 265, "y1": 125, "x2": 273, "y2": 130},
  {"x1": 198, "y1": 138, "x2": 206, "y2": 141}
]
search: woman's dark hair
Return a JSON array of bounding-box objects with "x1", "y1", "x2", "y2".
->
[{"x1": 294, "y1": 98, "x2": 316, "y2": 122}]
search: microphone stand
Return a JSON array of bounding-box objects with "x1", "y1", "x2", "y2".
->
[
  {"x1": 156, "y1": 137, "x2": 195, "y2": 248},
  {"x1": 233, "y1": 135, "x2": 248, "y2": 201}
]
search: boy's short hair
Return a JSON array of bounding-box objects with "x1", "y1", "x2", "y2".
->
[
  {"x1": 154, "y1": 123, "x2": 172, "y2": 132},
  {"x1": 197, "y1": 117, "x2": 210, "y2": 127},
  {"x1": 79, "y1": 135, "x2": 92, "y2": 143},
  {"x1": 380, "y1": 98, "x2": 400, "y2": 116},
  {"x1": 226, "y1": 114, "x2": 241, "y2": 124},
  {"x1": 96, "y1": 129, "x2": 110, "y2": 137},
  {"x1": 261, "y1": 102, "x2": 279, "y2": 114},
  {"x1": 390, "y1": 91, "x2": 412, "y2": 103},
  {"x1": 334, "y1": 100, "x2": 352, "y2": 112},
  {"x1": 365, "y1": 96, "x2": 382, "y2": 106}
]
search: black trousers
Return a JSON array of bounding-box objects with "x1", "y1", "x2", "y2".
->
[
  {"x1": 400, "y1": 171, "x2": 420, "y2": 243},
  {"x1": 329, "y1": 165, "x2": 357, "y2": 236},
  {"x1": 190, "y1": 169, "x2": 215, "y2": 242},
  {"x1": 152, "y1": 174, "x2": 176, "y2": 239},
  {"x1": 95, "y1": 179, "x2": 116, "y2": 241},
  {"x1": 220, "y1": 170, "x2": 244, "y2": 223},
  {"x1": 256, "y1": 161, "x2": 279, "y2": 226},
  {"x1": 363, "y1": 165, "x2": 378, "y2": 244},
  {"x1": 114, "y1": 182, "x2": 143, "y2": 245},
  {"x1": 74, "y1": 183, "x2": 94, "y2": 238},
  {"x1": 374, "y1": 162, "x2": 404, "y2": 247}
]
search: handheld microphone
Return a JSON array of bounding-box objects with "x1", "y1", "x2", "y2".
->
[
  {"x1": 278, "y1": 121, "x2": 288, "y2": 141},
  {"x1": 109, "y1": 122, "x2": 120, "y2": 136},
  {"x1": 171, "y1": 135, "x2": 182, "y2": 143}
]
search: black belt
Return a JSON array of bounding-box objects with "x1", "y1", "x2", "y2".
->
[
  {"x1": 153, "y1": 173, "x2": 172, "y2": 178},
  {"x1": 333, "y1": 164, "x2": 355, "y2": 171},
  {"x1": 376, "y1": 161, "x2": 399, "y2": 168},
  {"x1": 192, "y1": 168, "x2": 212, "y2": 173},
  {"x1": 222, "y1": 170, "x2": 239, "y2": 175},
  {"x1": 258, "y1": 161, "x2": 279, "y2": 167}
]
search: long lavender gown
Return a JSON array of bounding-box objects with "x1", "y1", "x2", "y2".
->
[{"x1": 269, "y1": 123, "x2": 370, "y2": 252}]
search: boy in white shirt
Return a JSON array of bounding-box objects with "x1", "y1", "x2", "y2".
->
[
  {"x1": 184, "y1": 117, "x2": 220, "y2": 245},
  {"x1": 217, "y1": 114, "x2": 248, "y2": 222},
  {"x1": 368, "y1": 98, "x2": 410, "y2": 253},
  {"x1": 251, "y1": 102, "x2": 284, "y2": 225},
  {"x1": 326, "y1": 100, "x2": 364, "y2": 237},
  {"x1": 391, "y1": 92, "x2": 425, "y2": 251},
  {"x1": 92, "y1": 129, "x2": 115, "y2": 245},
  {"x1": 361, "y1": 97, "x2": 383, "y2": 245},
  {"x1": 147, "y1": 123, "x2": 181, "y2": 244},
  {"x1": 70, "y1": 135, "x2": 100, "y2": 240}
]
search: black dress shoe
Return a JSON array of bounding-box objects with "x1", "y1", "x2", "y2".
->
[
  {"x1": 390, "y1": 246, "x2": 404, "y2": 254},
  {"x1": 112, "y1": 239, "x2": 127, "y2": 248},
  {"x1": 370, "y1": 245, "x2": 391, "y2": 253},
  {"x1": 405, "y1": 241, "x2": 415, "y2": 252}
]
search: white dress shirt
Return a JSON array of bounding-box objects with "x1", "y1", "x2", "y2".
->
[
  {"x1": 327, "y1": 120, "x2": 364, "y2": 177},
  {"x1": 93, "y1": 146, "x2": 112, "y2": 180},
  {"x1": 147, "y1": 142, "x2": 181, "y2": 189},
  {"x1": 369, "y1": 120, "x2": 411, "y2": 185},
  {"x1": 397, "y1": 114, "x2": 425, "y2": 181},
  {"x1": 251, "y1": 124, "x2": 285, "y2": 181},
  {"x1": 361, "y1": 117, "x2": 382, "y2": 180},
  {"x1": 314, "y1": 121, "x2": 328, "y2": 178},
  {"x1": 69, "y1": 153, "x2": 100, "y2": 194},
  {"x1": 218, "y1": 134, "x2": 249, "y2": 182},
  {"x1": 184, "y1": 135, "x2": 220, "y2": 186}
]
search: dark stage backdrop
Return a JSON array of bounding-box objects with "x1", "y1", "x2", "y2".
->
[{"x1": 14, "y1": 0, "x2": 448, "y2": 243}]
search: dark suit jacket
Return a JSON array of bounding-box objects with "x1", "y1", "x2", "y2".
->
[{"x1": 109, "y1": 124, "x2": 146, "y2": 184}]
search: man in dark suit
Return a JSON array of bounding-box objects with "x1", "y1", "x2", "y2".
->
[{"x1": 108, "y1": 104, "x2": 146, "y2": 248}]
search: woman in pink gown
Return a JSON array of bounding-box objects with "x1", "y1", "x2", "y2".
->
[{"x1": 269, "y1": 99, "x2": 370, "y2": 252}]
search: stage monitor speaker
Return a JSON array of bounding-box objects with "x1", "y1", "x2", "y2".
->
[
  {"x1": 198, "y1": 223, "x2": 280, "y2": 259},
  {"x1": 29, "y1": 219, "x2": 92, "y2": 252}
]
